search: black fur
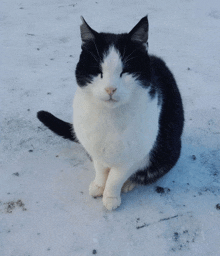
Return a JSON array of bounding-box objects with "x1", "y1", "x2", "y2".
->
[
  {"x1": 75, "y1": 33, "x2": 151, "y2": 89},
  {"x1": 76, "y1": 16, "x2": 151, "y2": 89},
  {"x1": 37, "y1": 111, "x2": 78, "y2": 142},
  {"x1": 131, "y1": 56, "x2": 184, "y2": 184}
]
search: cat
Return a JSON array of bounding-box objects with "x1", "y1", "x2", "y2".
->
[{"x1": 37, "y1": 16, "x2": 184, "y2": 210}]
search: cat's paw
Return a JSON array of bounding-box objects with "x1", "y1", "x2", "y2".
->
[
  {"x1": 89, "y1": 181, "x2": 105, "y2": 197},
  {"x1": 121, "y1": 179, "x2": 136, "y2": 193},
  {"x1": 103, "y1": 196, "x2": 121, "y2": 210}
]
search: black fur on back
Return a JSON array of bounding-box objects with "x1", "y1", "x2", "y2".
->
[{"x1": 130, "y1": 56, "x2": 184, "y2": 184}]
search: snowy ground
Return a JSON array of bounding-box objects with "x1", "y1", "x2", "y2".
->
[{"x1": 1, "y1": 0, "x2": 220, "y2": 255}]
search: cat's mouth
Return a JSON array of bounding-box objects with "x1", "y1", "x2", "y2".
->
[{"x1": 104, "y1": 98, "x2": 118, "y2": 103}]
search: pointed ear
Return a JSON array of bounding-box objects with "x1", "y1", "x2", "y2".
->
[
  {"x1": 129, "y1": 16, "x2": 149, "y2": 44},
  {"x1": 80, "y1": 16, "x2": 98, "y2": 44}
]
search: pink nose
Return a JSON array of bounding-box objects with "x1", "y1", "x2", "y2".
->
[{"x1": 105, "y1": 87, "x2": 117, "y2": 96}]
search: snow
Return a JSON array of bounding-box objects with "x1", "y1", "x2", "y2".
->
[{"x1": 1, "y1": 0, "x2": 220, "y2": 255}]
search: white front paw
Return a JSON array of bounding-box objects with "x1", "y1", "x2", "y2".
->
[
  {"x1": 89, "y1": 181, "x2": 104, "y2": 197},
  {"x1": 103, "y1": 195, "x2": 121, "y2": 210}
]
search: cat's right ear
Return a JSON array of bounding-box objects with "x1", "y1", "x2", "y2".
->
[{"x1": 80, "y1": 16, "x2": 98, "y2": 44}]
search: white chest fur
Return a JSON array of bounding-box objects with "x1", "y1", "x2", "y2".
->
[{"x1": 73, "y1": 85, "x2": 161, "y2": 169}]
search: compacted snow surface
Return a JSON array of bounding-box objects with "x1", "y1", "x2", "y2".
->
[{"x1": 1, "y1": 0, "x2": 220, "y2": 255}]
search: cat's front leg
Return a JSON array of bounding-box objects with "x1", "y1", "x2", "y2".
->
[
  {"x1": 89, "y1": 160, "x2": 110, "y2": 197},
  {"x1": 103, "y1": 166, "x2": 134, "y2": 210}
]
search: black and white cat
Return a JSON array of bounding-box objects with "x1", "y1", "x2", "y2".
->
[{"x1": 37, "y1": 16, "x2": 184, "y2": 210}]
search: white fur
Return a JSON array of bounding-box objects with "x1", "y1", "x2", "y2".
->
[{"x1": 73, "y1": 47, "x2": 161, "y2": 210}]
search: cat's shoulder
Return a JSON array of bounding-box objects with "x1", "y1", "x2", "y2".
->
[
  {"x1": 149, "y1": 55, "x2": 170, "y2": 73},
  {"x1": 149, "y1": 55, "x2": 178, "y2": 87}
]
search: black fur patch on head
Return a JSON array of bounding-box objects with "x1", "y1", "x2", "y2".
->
[{"x1": 75, "y1": 17, "x2": 151, "y2": 88}]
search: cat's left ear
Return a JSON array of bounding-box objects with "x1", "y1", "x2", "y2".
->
[
  {"x1": 129, "y1": 16, "x2": 149, "y2": 45},
  {"x1": 80, "y1": 16, "x2": 99, "y2": 44}
]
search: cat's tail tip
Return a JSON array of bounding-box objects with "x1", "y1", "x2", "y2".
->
[{"x1": 37, "y1": 110, "x2": 51, "y2": 122}]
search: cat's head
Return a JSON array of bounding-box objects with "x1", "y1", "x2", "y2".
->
[{"x1": 75, "y1": 16, "x2": 151, "y2": 108}]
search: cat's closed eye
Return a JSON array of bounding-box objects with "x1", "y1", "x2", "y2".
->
[
  {"x1": 92, "y1": 69, "x2": 102, "y2": 78},
  {"x1": 120, "y1": 71, "x2": 127, "y2": 77}
]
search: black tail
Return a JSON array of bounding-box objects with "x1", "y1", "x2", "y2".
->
[{"x1": 37, "y1": 111, "x2": 78, "y2": 142}]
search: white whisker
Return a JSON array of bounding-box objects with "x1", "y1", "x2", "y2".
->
[
  {"x1": 84, "y1": 48, "x2": 99, "y2": 63},
  {"x1": 121, "y1": 46, "x2": 127, "y2": 60},
  {"x1": 124, "y1": 49, "x2": 137, "y2": 63},
  {"x1": 124, "y1": 56, "x2": 137, "y2": 65},
  {"x1": 93, "y1": 40, "x2": 101, "y2": 61}
]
